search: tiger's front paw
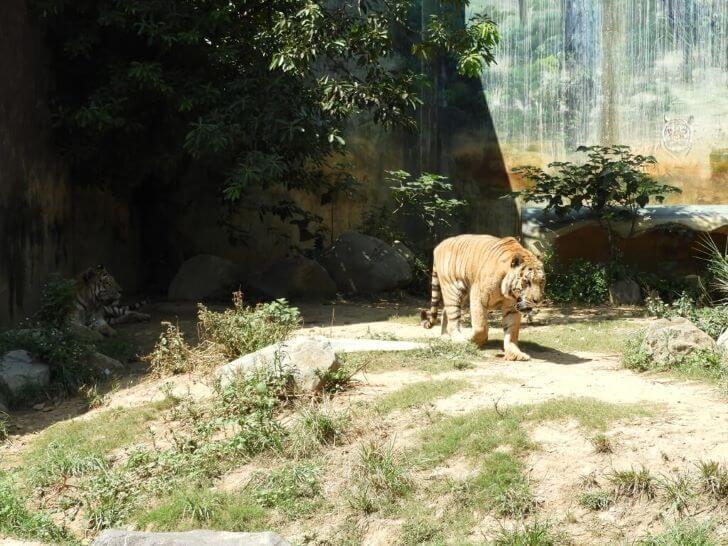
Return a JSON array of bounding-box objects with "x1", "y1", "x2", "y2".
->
[{"x1": 504, "y1": 350, "x2": 530, "y2": 361}]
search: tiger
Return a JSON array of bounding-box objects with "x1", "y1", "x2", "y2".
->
[
  {"x1": 420, "y1": 235, "x2": 545, "y2": 361},
  {"x1": 70, "y1": 265, "x2": 150, "y2": 337}
]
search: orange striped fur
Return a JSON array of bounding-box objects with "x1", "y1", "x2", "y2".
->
[{"x1": 420, "y1": 235, "x2": 545, "y2": 361}]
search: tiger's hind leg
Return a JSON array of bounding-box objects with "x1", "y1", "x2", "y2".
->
[
  {"x1": 441, "y1": 280, "x2": 468, "y2": 342},
  {"x1": 108, "y1": 311, "x2": 151, "y2": 325},
  {"x1": 469, "y1": 285, "x2": 489, "y2": 348}
]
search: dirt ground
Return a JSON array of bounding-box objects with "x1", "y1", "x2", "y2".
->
[{"x1": 2, "y1": 299, "x2": 726, "y2": 545}]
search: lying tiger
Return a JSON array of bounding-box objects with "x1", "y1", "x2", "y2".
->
[
  {"x1": 70, "y1": 265, "x2": 150, "y2": 337},
  {"x1": 421, "y1": 235, "x2": 545, "y2": 361}
]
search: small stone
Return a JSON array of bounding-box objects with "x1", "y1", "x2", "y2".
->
[{"x1": 32, "y1": 403, "x2": 45, "y2": 411}]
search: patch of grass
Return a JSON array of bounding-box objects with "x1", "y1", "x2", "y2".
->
[
  {"x1": 696, "y1": 460, "x2": 728, "y2": 500},
  {"x1": 418, "y1": 397, "x2": 650, "y2": 468},
  {"x1": 659, "y1": 471, "x2": 694, "y2": 513},
  {"x1": 399, "y1": 518, "x2": 444, "y2": 546},
  {"x1": 22, "y1": 402, "x2": 169, "y2": 487},
  {"x1": 637, "y1": 519, "x2": 717, "y2": 546},
  {"x1": 346, "y1": 339, "x2": 481, "y2": 374},
  {"x1": 578, "y1": 489, "x2": 613, "y2": 511},
  {"x1": 493, "y1": 521, "x2": 569, "y2": 546},
  {"x1": 348, "y1": 441, "x2": 412, "y2": 514},
  {"x1": 135, "y1": 488, "x2": 267, "y2": 532},
  {"x1": 0, "y1": 472, "x2": 77, "y2": 545},
  {"x1": 590, "y1": 433, "x2": 613, "y2": 453},
  {"x1": 608, "y1": 467, "x2": 656, "y2": 500},
  {"x1": 374, "y1": 379, "x2": 470, "y2": 414},
  {"x1": 460, "y1": 452, "x2": 536, "y2": 517},
  {"x1": 286, "y1": 403, "x2": 349, "y2": 459},
  {"x1": 527, "y1": 319, "x2": 639, "y2": 353},
  {"x1": 252, "y1": 463, "x2": 322, "y2": 517}
]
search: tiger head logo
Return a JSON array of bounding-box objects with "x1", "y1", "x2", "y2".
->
[{"x1": 662, "y1": 115, "x2": 694, "y2": 156}]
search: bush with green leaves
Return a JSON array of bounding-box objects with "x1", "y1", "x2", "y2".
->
[
  {"x1": 33, "y1": 0, "x2": 498, "y2": 241},
  {"x1": 198, "y1": 293, "x2": 301, "y2": 359},
  {"x1": 698, "y1": 235, "x2": 728, "y2": 302},
  {"x1": 543, "y1": 255, "x2": 610, "y2": 305},
  {"x1": 513, "y1": 145, "x2": 680, "y2": 260},
  {"x1": 645, "y1": 293, "x2": 728, "y2": 340}
]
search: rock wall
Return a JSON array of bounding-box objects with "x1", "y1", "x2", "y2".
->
[{"x1": 0, "y1": 0, "x2": 73, "y2": 326}]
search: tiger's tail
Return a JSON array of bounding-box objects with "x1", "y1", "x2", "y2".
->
[{"x1": 420, "y1": 266, "x2": 441, "y2": 329}]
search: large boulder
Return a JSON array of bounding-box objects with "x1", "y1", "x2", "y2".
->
[
  {"x1": 93, "y1": 530, "x2": 290, "y2": 546},
  {"x1": 609, "y1": 279, "x2": 642, "y2": 305},
  {"x1": 85, "y1": 352, "x2": 125, "y2": 375},
  {"x1": 248, "y1": 256, "x2": 336, "y2": 301},
  {"x1": 320, "y1": 232, "x2": 412, "y2": 294},
  {"x1": 0, "y1": 350, "x2": 50, "y2": 398},
  {"x1": 216, "y1": 336, "x2": 339, "y2": 393},
  {"x1": 168, "y1": 255, "x2": 242, "y2": 301},
  {"x1": 641, "y1": 317, "x2": 717, "y2": 366}
]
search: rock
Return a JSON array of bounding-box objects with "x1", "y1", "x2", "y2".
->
[
  {"x1": 392, "y1": 240, "x2": 416, "y2": 263},
  {"x1": 641, "y1": 317, "x2": 717, "y2": 366},
  {"x1": 248, "y1": 256, "x2": 336, "y2": 301},
  {"x1": 68, "y1": 322, "x2": 104, "y2": 342},
  {"x1": 85, "y1": 352, "x2": 125, "y2": 375},
  {"x1": 92, "y1": 530, "x2": 290, "y2": 546},
  {"x1": 217, "y1": 336, "x2": 339, "y2": 393},
  {"x1": 609, "y1": 279, "x2": 642, "y2": 305},
  {"x1": 320, "y1": 232, "x2": 412, "y2": 294},
  {"x1": 717, "y1": 329, "x2": 728, "y2": 351},
  {"x1": 0, "y1": 350, "x2": 50, "y2": 397},
  {"x1": 327, "y1": 338, "x2": 425, "y2": 353},
  {"x1": 168, "y1": 254, "x2": 242, "y2": 301}
]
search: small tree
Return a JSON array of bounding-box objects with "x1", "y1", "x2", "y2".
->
[{"x1": 512, "y1": 145, "x2": 681, "y2": 265}]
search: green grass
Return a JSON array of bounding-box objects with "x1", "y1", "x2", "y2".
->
[
  {"x1": 608, "y1": 467, "x2": 656, "y2": 500},
  {"x1": 578, "y1": 489, "x2": 613, "y2": 511},
  {"x1": 696, "y1": 460, "x2": 728, "y2": 500},
  {"x1": 526, "y1": 319, "x2": 641, "y2": 353},
  {"x1": 347, "y1": 441, "x2": 412, "y2": 514},
  {"x1": 134, "y1": 488, "x2": 267, "y2": 532},
  {"x1": 285, "y1": 403, "x2": 349, "y2": 459},
  {"x1": 252, "y1": 462, "x2": 322, "y2": 517},
  {"x1": 418, "y1": 397, "x2": 651, "y2": 467},
  {"x1": 374, "y1": 379, "x2": 470, "y2": 414},
  {"x1": 637, "y1": 519, "x2": 718, "y2": 546},
  {"x1": 399, "y1": 518, "x2": 445, "y2": 546},
  {"x1": 20, "y1": 400, "x2": 172, "y2": 487},
  {"x1": 345, "y1": 339, "x2": 481, "y2": 374},
  {"x1": 0, "y1": 472, "x2": 77, "y2": 545},
  {"x1": 493, "y1": 521, "x2": 569, "y2": 546}
]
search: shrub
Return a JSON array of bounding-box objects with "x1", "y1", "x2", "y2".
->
[
  {"x1": 252, "y1": 463, "x2": 321, "y2": 516},
  {"x1": 543, "y1": 256, "x2": 609, "y2": 305},
  {"x1": 145, "y1": 322, "x2": 194, "y2": 376},
  {"x1": 198, "y1": 292, "x2": 301, "y2": 358},
  {"x1": 645, "y1": 293, "x2": 728, "y2": 340},
  {"x1": 698, "y1": 235, "x2": 728, "y2": 301},
  {"x1": 34, "y1": 275, "x2": 77, "y2": 328}
]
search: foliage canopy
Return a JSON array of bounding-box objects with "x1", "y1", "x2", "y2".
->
[{"x1": 33, "y1": 0, "x2": 498, "y2": 226}]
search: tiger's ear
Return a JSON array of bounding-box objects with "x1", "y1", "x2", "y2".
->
[{"x1": 510, "y1": 255, "x2": 522, "y2": 268}]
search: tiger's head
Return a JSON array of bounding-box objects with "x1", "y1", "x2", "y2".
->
[
  {"x1": 501, "y1": 253, "x2": 545, "y2": 313},
  {"x1": 79, "y1": 265, "x2": 122, "y2": 305}
]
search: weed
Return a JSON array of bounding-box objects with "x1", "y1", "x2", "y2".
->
[
  {"x1": 79, "y1": 383, "x2": 108, "y2": 410},
  {"x1": 591, "y1": 433, "x2": 613, "y2": 454},
  {"x1": 453, "y1": 360, "x2": 475, "y2": 370},
  {"x1": 34, "y1": 275, "x2": 77, "y2": 328},
  {"x1": 696, "y1": 460, "x2": 728, "y2": 500},
  {"x1": 348, "y1": 440, "x2": 412, "y2": 514},
  {"x1": 375, "y1": 379, "x2": 470, "y2": 414},
  {"x1": 145, "y1": 322, "x2": 194, "y2": 376},
  {"x1": 608, "y1": 467, "x2": 656, "y2": 500},
  {"x1": 659, "y1": 471, "x2": 694, "y2": 513},
  {"x1": 493, "y1": 521, "x2": 569, "y2": 546},
  {"x1": 399, "y1": 518, "x2": 444, "y2": 545},
  {"x1": 578, "y1": 489, "x2": 613, "y2": 511},
  {"x1": 622, "y1": 331, "x2": 652, "y2": 371},
  {"x1": 252, "y1": 463, "x2": 321, "y2": 516},
  {"x1": 286, "y1": 403, "x2": 348, "y2": 458},
  {"x1": 637, "y1": 519, "x2": 716, "y2": 546},
  {"x1": 94, "y1": 336, "x2": 138, "y2": 363},
  {"x1": 462, "y1": 453, "x2": 536, "y2": 517},
  {"x1": 198, "y1": 292, "x2": 301, "y2": 358},
  {"x1": 135, "y1": 489, "x2": 266, "y2": 532},
  {"x1": 316, "y1": 362, "x2": 359, "y2": 394},
  {"x1": 0, "y1": 472, "x2": 76, "y2": 544}
]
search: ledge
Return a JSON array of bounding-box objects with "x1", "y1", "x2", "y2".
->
[{"x1": 522, "y1": 205, "x2": 728, "y2": 250}]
